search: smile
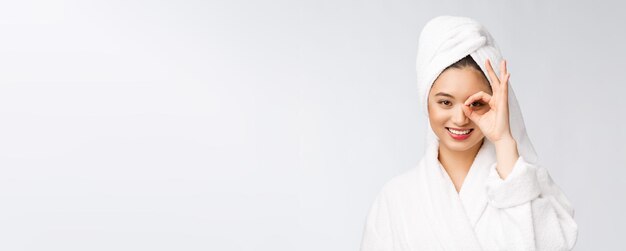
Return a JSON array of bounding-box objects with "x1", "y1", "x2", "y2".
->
[{"x1": 446, "y1": 127, "x2": 473, "y2": 140}]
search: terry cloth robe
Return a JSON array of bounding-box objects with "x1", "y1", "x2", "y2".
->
[{"x1": 360, "y1": 15, "x2": 578, "y2": 251}]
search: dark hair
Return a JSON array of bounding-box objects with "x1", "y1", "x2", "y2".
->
[{"x1": 441, "y1": 55, "x2": 491, "y2": 91}]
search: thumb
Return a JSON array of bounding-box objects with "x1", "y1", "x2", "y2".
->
[{"x1": 462, "y1": 104, "x2": 480, "y2": 122}]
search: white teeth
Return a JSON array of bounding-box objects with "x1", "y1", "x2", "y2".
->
[{"x1": 447, "y1": 128, "x2": 471, "y2": 135}]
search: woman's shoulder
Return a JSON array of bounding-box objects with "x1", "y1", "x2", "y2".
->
[
  {"x1": 378, "y1": 166, "x2": 422, "y2": 198},
  {"x1": 369, "y1": 165, "x2": 427, "y2": 216}
]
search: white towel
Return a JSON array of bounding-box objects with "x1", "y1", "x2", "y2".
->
[
  {"x1": 360, "y1": 15, "x2": 578, "y2": 250},
  {"x1": 415, "y1": 15, "x2": 536, "y2": 163}
]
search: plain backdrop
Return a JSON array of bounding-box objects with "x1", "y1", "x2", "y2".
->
[{"x1": 0, "y1": 0, "x2": 623, "y2": 250}]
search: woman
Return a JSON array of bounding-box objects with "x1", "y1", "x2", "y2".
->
[{"x1": 360, "y1": 16, "x2": 578, "y2": 250}]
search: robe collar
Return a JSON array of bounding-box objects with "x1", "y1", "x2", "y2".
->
[{"x1": 418, "y1": 138, "x2": 496, "y2": 250}]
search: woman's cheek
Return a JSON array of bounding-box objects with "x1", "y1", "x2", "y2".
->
[{"x1": 431, "y1": 109, "x2": 448, "y2": 122}]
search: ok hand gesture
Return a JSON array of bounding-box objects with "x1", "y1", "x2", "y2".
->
[{"x1": 462, "y1": 59, "x2": 514, "y2": 143}]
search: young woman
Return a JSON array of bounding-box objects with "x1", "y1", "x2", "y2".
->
[{"x1": 360, "y1": 16, "x2": 578, "y2": 250}]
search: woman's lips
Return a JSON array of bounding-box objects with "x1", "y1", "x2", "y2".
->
[{"x1": 446, "y1": 127, "x2": 473, "y2": 140}]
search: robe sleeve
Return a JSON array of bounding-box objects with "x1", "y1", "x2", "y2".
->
[
  {"x1": 360, "y1": 187, "x2": 393, "y2": 251},
  {"x1": 485, "y1": 156, "x2": 579, "y2": 250}
]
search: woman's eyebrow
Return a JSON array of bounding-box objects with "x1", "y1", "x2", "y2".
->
[{"x1": 434, "y1": 92, "x2": 454, "y2": 98}]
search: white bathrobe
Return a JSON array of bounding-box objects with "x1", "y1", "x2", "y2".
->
[{"x1": 360, "y1": 16, "x2": 578, "y2": 251}]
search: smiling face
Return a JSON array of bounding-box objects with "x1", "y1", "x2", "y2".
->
[{"x1": 427, "y1": 67, "x2": 492, "y2": 153}]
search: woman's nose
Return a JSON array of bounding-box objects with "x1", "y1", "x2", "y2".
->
[{"x1": 452, "y1": 105, "x2": 469, "y2": 125}]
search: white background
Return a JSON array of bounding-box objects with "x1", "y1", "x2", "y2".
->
[{"x1": 0, "y1": 0, "x2": 623, "y2": 250}]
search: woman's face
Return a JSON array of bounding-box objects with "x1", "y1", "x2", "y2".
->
[{"x1": 428, "y1": 67, "x2": 492, "y2": 153}]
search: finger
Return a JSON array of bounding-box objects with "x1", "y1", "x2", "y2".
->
[
  {"x1": 500, "y1": 60, "x2": 510, "y2": 96},
  {"x1": 503, "y1": 72, "x2": 510, "y2": 91},
  {"x1": 500, "y1": 60, "x2": 507, "y2": 81},
  {"x1": 503, "y1": 59, "x2": 508, "y2": 76},
  {"x1": 464, "y1": 91, "x2": 492, "y2": 108},
  {"x1": 462, "y1": 103, "x2": 481, "y2": 122},
  {"x1": 485, "y1": 59, "x2": 501, "y2": 92},
  {"x1": 493, "y1": 71, "x2": 510, "y2": 112},
  {"x1": 502, "y1": 72, "x2": 510, "y2": 101}
]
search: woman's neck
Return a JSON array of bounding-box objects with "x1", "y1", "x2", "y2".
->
[{"x1": 438, "y1": 139, "x2": 484, "y2": 192}]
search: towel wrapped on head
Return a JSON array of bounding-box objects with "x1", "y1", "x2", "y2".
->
[{"x1": 415, "y1": 15, "x2": 537, "y2": 164}]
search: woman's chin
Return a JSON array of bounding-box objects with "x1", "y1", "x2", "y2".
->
[
  {"x1": 443, "y1": 143, "x2": 474, "y2": 152},
  {"x1": 440, "y1": 136, "x2": 483, "y2": 152}
]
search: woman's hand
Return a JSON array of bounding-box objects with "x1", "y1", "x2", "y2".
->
[{"x1": 462, "y1": 59, "x2": 514, "y2": 144}]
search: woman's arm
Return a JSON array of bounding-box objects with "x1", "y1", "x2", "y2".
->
[
  {"x1": 481, "y1": 154, "x2": 579, "y2": 250},
  {"x1": 360, "y1": 188, "x2": 393, "y2": 251},
  {"x1": 467, "y1": 58, "x2": 578, "y2": 249},
  {"x1": 493, "y1": 136, "x2": 520, "y2": 179}
]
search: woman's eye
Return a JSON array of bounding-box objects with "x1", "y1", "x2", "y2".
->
[
  {"x1": 470, "y1": 101, "x2": 484, "y2": 107},
  {"x1": 438, "y1": 100, "x2": 451, "y2": 106}
]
